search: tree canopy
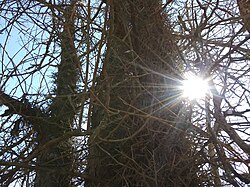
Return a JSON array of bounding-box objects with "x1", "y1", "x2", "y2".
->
[{"x1": 0, "y1": 0, "x2": 250, "y2": 186}]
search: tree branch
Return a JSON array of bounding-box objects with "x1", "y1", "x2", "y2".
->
[{"x1": 0, "y1": 90, "x2": 46, "y2": 125}]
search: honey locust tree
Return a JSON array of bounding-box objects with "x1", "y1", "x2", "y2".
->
[
  {"x1": 0, "y1": 0, "x2": 250, "y2": 187},
  {"x1": 0, "y1": 0, "x2": 94, "y2": 186},
  {"x1": 85, "y1": 0, "x2": 200, "y2": 186}
]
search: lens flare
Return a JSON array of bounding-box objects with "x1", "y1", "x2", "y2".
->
[{"x1": 181, "y1": 74, "x2": 209, "y2": 100}]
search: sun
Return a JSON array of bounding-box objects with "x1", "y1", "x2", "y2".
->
[{"x1": 181, "y1": 74, "x2": 209, "y2": 100}]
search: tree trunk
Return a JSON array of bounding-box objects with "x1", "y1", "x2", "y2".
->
[
  {"x1": 35, "y1": 2, "x2": 78, "y2": 186},
  {"x1": 86, "y1": 1, "x2": 199, "y2": 186}
]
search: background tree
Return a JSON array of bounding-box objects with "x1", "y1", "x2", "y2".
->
[
  {"x1": 170, "y1": 0, "x2": 250, "y2": 185},
  {"x1": 0, "y1": 0, "x2": 250, "y2": 186}
]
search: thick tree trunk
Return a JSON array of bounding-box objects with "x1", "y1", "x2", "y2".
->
[
  {"x1": 86, "y1": 1, "x2": 199, "y2": 186},
  {"x1": 35, "y1": 2, "x2": 78, "y2": 186}
]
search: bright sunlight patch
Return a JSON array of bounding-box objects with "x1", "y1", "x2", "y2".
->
[{"x1": 181, "y1": 74, "x2": 209, "y2": 100}]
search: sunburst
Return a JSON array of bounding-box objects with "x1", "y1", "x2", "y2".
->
[{"x1": 181, "y1": 73, "x2": 209, "y2": 100}]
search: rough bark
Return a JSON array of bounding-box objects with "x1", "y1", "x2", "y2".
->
[
  {"x1": 85, "y1": 1, "x2": 199, "y2": 186},
  {"x1": 34, "y1": 2, "x2": 78, "y2": 186},
  {"x1": 238, "y1": 0, "x2": 250, "y2": 33}
]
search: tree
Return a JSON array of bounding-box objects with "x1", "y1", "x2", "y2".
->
[
  {"x1": 238, "y1": 0, "x2": 250, "y2": 33},
  {"x1": 172, "y1": 0, "x2": 250, "y2": 185},
  {"x1": 85, "y1": 0, "x2": 200, "y2": 186},
  {"x1": 1, "y1": 0, "x2": 81, "y2": 186},
  {"x1": 0, "y1": 0, "x2": 250, "y2": 186}
]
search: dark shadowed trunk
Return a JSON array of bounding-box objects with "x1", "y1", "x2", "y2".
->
[
  {"x1": 34, "y1": 2, "x2": 78, "y2": 186},
  {"x1": 85, "y1": 1, "x2": 199, "y2": 186}
]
